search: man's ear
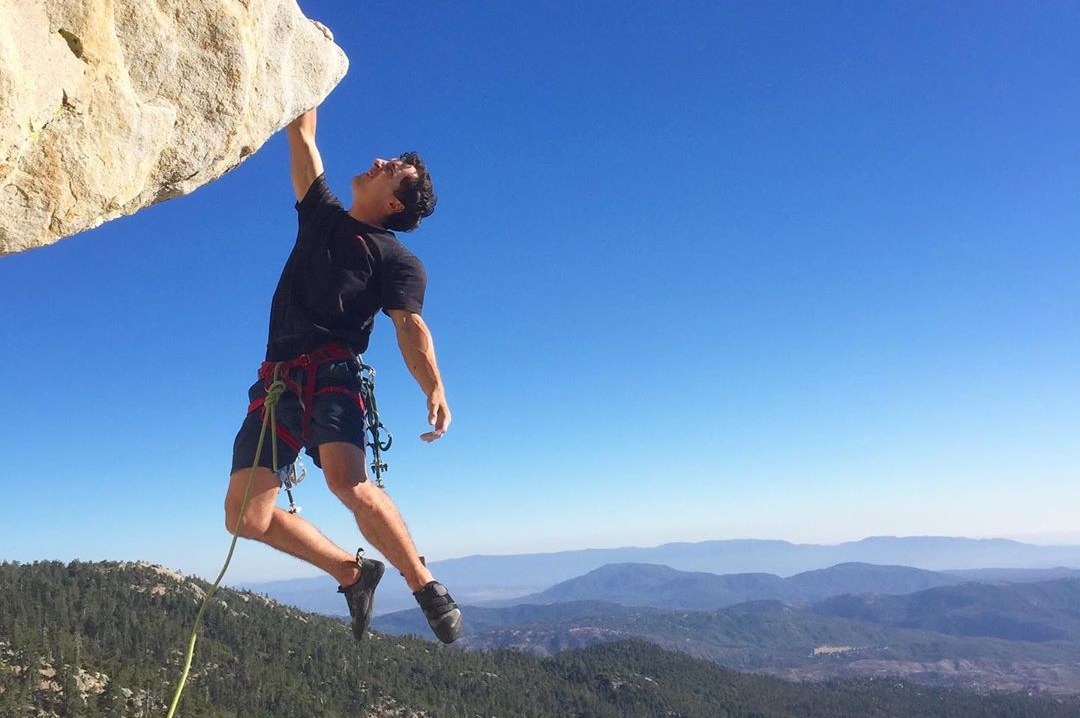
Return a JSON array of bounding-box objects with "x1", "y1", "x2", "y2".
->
[{"x1": 386, "y1": 196, "x2": 405, "y2": 214}]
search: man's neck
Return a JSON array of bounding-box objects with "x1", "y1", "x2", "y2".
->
[{"x1": 347, "y1": 202, "x2": 384, "y2": 228}]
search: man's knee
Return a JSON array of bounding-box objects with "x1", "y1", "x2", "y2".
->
[
  {"x1": 319, "y1": 443, "x2": 372, "y2": 498},
  {"x1": 225, "y1": 499, "x2": 270, "y2": 538},
  {"x1": 326, "y1": 469, "x2": 379, "y2": 508},
  {"x1": 224, "y1": 471, "x2": 276, "y2": 538}
]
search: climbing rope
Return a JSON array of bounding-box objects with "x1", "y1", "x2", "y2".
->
[{"x1": 164, "y1": 367, "x2": 287, "y2": 718}]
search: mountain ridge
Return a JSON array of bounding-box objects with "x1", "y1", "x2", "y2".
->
[
  {"x1": 503, "y1": 561, "x2": 959, "y2": 610},
  {"x1": 238, "y1": 535, "x2": 1080, "y2": 617}
]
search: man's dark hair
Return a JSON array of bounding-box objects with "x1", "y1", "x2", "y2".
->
[{"x1": 385, "y1": 151, "x2": 437, "y2": 232}]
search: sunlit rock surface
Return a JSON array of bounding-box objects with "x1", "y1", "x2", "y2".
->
[{"x1": 0, "y1": 0, "x2": 348, "y2": 255}]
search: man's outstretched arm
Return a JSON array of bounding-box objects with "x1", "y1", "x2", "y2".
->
[
  {"x1": 286, "y1": 107, "x2": 325, "y2": 201},
  {"x1": 286, "y1": 20, "x2": 333, "y2": 201},
  {"x1": 387, "y1": 309, "x2": 451, "y2": 442}
]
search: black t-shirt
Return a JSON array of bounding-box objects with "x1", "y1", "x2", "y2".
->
[{"x1": 265, "y1": 174, "x2": 427, "y2": 360}]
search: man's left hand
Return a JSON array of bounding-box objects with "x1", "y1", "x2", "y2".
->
[{"x1": 420, "y1": 391, "x2": 451, "y2": 442}]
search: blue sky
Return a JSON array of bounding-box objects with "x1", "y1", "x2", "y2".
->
[{"x1": 2, "y1": 1, "x2": 1078, "y2": 582}]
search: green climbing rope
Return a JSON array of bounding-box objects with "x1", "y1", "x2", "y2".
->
[{"x1": 164, "y1": 368, "x2": 287, "y2": 718}]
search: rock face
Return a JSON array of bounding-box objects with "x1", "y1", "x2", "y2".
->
[{"x1": 0, "y1": 0, "x2": 348, "y2": 255}]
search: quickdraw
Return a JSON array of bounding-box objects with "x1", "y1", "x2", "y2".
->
[
  {"x1": 279, "y1": 457, "x2": 306, "y2": 514},
  {"x1": 357, "y1": 359, "x2": 393, "y2": 488}
]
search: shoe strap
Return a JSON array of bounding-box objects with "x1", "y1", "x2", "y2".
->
[{"x1": 417, "y1": 582, "x2": 456, "y2": 615}]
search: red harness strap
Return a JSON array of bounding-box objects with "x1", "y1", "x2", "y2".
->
[{"x1": 245, "y1": 343, "x2": 366, "y2": 451}]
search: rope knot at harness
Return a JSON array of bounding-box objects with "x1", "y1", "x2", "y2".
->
[{"x1": 263, "y1": 374, "x2": 288, "y2": 408}]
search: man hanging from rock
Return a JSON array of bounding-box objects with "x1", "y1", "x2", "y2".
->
[{"x1": 223, "y1": 24, "x2": 461, "y2": 645}]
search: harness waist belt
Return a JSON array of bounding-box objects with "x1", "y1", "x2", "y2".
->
[{"x1": 247, "y1": 343, "x2": 364, "y2": 450}]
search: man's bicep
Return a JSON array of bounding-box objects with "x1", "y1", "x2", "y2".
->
[{"x1": 387, "y1": 308, "x2": 419, "y2": 329}]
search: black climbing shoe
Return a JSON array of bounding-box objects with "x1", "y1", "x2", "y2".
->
[
  {"x1": 414, "y1": 581, "x2": 462, "y2": 644},
  {"x1": 338, "y1": 552, "x2": 385, "y2": 641}
]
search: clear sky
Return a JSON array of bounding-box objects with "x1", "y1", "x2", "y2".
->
[{"x1": 2, "y1": 1, "x2": 1078, "y2": 582}]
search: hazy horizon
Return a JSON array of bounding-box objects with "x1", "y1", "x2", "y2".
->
[{"x1": 12, "y1": 531, "x2": 1080, "y2": 585}]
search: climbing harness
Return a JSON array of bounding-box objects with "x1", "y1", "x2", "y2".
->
[
  {"x1": 244, "y1": 344, "x2": 394, "y2": 492},
  {"x1": 166, "y1": 349, "x2": 394, "y2": 717},
  {"x1": 247, "y1": 343, "x2": 360, "y2": 455}
]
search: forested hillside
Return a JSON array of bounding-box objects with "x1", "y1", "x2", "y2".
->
[
  {"x1": 2, "y1": 560, "x2": 1078, "y2": 717},
  {"x1": 813, "y1": 578, "x2": 1080, "y2": 640}
]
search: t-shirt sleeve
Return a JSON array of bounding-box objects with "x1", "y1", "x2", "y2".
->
[
  {"x1": 295, "y1": 174, "x2": 343, "y2": 225},
  {"x1": 380, "y1": 250, "x2": 427, "y2": 315}
]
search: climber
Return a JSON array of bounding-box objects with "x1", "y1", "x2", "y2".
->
[{"x1": 222, "y1": 25, "x2": 461, "y2": 645}]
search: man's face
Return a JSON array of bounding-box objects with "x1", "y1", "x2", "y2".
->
[{"x1": 352, "y1": 158, "x2": 418, "y2": 209}]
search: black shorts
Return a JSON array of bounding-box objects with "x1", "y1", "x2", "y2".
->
[{"x1": 230, "y1": 358, "x2": 368, "y2": 474}]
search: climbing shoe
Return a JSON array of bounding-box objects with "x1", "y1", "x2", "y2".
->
[
  {"x1": 414, "y1": 581, "x2": 462, "y2": 644},
  {"x1": 338, "y1": 551, "x2": 385, "y2": 641}
]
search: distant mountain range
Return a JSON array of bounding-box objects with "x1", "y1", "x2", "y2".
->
[
  {"x1": 427, "y1": 535, "x2": 1080, "y2": 589},
  {"x1": 239, "y1": 535, "x2": 1080, "y2": 616},
  {"x1": 504, "y1": 561, "x2": 961, "y2": 610}
]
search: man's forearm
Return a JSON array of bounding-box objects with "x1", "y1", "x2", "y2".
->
[
  {"x1": 286, "y1": 107, "x2": 323, "y2": 201},
  {"x1": 389, "y1": 309, "x2": 451, "y2": 439},
  {"x1": 395, "y1": 313, "x2": 444, "y2": 397}
]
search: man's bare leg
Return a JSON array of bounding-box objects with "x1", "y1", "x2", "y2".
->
[
  {"x1": 318, "y1": 441, "x2": 435, "y2": 592},
  {"x1": 223, "y1": 466, "x2": 363, "y2": 587}
]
